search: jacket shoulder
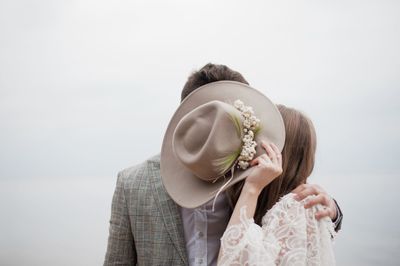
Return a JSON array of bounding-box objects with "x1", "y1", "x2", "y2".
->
[{"x1": 117, "y1": 154, "x2": 161, "y2": 187}]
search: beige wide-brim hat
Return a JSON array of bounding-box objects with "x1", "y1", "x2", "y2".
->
[{"x1": 160, "y1": 81, "x2": 285, "y2": 209}]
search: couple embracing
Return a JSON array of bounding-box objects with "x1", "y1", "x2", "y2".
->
[{"x1": 104, "y1": 63, "x2": 343, "y2": 266}]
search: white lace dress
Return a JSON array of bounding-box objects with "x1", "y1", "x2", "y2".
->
[{"x1": 219, "y1": 193, "x2": 336, "y2": 266}]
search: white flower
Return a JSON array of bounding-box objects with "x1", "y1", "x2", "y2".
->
[
  {"x1": 243, "y1": 135, "x2": 252, "y2": 143},
  {"x1": 242, "y1": 107, "x2": 254, "y2": 118},
  {"x1": 234, "y1": 100, "x2": 244, "y2": 110},
  {"x1": 248, "y1": 147, "x2": 256, "y2": 155},
  {"x1": 233, "y1": 99, "x2": 262, "y2": 170},
  {"x1": 238, "y1": 161, "x2": 249, "y2": 169}
]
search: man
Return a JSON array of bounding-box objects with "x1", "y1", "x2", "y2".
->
[{"x1": 103, "y1": 63, "x2": 343, "y2": 266}]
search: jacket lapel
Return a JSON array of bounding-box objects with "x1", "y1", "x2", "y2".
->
[{"x1": 148, "y1": 156, "x2": 188, "y2": 265}]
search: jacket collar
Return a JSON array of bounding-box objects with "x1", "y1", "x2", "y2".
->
[{"x1": 148, "y1": 155, "x2": 188, "y2": 265}]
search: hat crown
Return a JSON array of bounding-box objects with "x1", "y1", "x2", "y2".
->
[{"x1": 172, "y1": 100, "x2": 243, "y2": 181}]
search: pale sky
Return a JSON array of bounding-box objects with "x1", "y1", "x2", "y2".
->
[{"x1": 0, "y1": 0, "x2": 399, "y2": 265}]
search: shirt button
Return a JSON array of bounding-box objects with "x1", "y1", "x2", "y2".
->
[
  {"x1": 198, "y1": 258, "x2": 203, "y2": 264},
  {"x1": 198, "y1": 231, "x2": 204, "y2": 238}
]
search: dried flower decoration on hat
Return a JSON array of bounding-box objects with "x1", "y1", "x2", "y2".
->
[
  {"x1": 233, "y1": 99, "x2": 261, "y2": 170},
  {"x1": 212, "y1": 99, "x2": 261, "y2": 177},
  {"x1": 212, "y1": 99, "x2": 261, "y2": 176}
]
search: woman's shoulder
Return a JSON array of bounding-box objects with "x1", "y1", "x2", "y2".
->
[
  {"x1": 261, "y1": 193, "x2": 317, "y2": 227},
  {"x1": 261, "y1": 193, "x2": 336, "y2": 238}
]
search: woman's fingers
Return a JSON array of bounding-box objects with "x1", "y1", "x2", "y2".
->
[
  {"x1": 261, "y1": 141, "x2": 277, "y2": 164},
  {"x1": 250, "y1": 154, "x2": 270, "y2": 170},
  {"x1": 261, "y1": 141, "x2": 281, "y2": 165},
  {"x1": 270, "y1": 143, "x2": 282, "y2": 165},
  {"x1": 251, "y1": 141, "x2": 282, "y2": 170},
  {"x1": 250, "y1": 157, "x2": 260, "y2": 166},
  {"x1": 250, "y1": 156, "x2": 268, "y2": 166},
  {"x1": 246, "y1": 142, "x2": 283, "y2": 191}
]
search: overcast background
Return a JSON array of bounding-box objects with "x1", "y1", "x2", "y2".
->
[{"x1": 0, "y1": 0, "x2": 399, "y2": 265}]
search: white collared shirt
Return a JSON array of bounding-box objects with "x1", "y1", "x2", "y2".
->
[{"x1": 179, "y1": 192, "x2": 231, "y2": 266}]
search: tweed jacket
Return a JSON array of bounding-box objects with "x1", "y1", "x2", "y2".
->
[{"x1": 104, "y1": 155, "x2": 188, "y2": 266}]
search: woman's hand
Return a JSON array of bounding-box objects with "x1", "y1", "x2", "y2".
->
[{"x1": 243, "y1": 141, "x2": 283, "y2": 195}]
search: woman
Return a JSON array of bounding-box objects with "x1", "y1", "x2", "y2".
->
[{"x1": 218, "y1": 105, "x2": 336, "y2": 266}]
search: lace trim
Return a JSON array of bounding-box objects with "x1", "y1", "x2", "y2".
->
[{"x1": 219, "y1": 194, "x2": 336, "y2": 266}]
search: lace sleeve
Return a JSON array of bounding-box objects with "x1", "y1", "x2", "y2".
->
[
  {"x1": 219, "y1": 193, "x2": 336, "y2": 266},
  {"x1": 261, "y1": 193, "x2": 336, "y2": 266},
  {"x1": 219, "y1": 206, "x2": 280, "y2": 266}
]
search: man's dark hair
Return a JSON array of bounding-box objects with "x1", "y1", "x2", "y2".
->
[{"x1": 181, "y1": 63, "x2": 249, "y2": 101}]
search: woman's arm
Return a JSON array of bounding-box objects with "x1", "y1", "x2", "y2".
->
[
  {"x1": 218, "y1": 142, "x2": 282, "y2": 264},
  {"x1": 225, "y1": 141, "x2": 282, "y2": 227}
]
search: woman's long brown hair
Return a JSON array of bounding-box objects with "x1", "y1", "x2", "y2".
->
[{"x1": 226, "y1": 104, "x2": 317, "y2": 225}]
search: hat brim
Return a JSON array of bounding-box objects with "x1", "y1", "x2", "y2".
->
[{"x1": 161, "y1": 81, "x2": 285, "y2": 209}]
